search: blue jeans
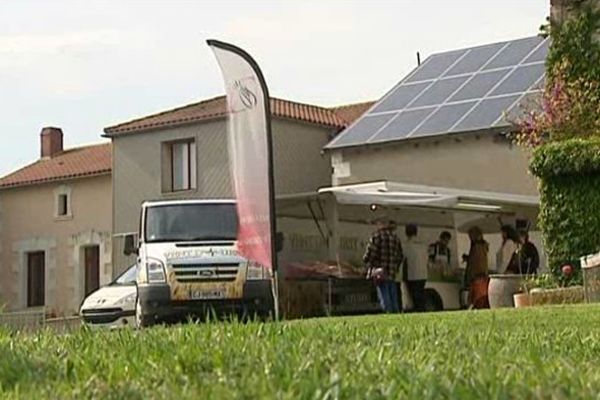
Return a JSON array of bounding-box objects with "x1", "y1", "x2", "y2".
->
[{"x1": 376, "y1": 279, "x2": 400, "y2": 313}]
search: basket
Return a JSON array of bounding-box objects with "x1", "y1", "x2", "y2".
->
[{"x1": 581, "y1": 252, "x2": 600, "y2": 303}]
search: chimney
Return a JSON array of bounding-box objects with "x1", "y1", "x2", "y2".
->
[{"x1": 40, "y1": 127, "x2": 64, "y2": 158}]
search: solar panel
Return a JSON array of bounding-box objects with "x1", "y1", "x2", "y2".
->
[
  {"x1": 327, "y1": 35, "x2": 548, "y2": 149},
  {"x1": 331, "y1": 114, "x2": 396, "y2": 147},
  {"x1": 412, "y1": 102, "x2": 478, "y2": 138},
  {"x1": 371, "y1": 108, "x2": 436, "y2": 143},
  {"x1": 499, "y1": 91, "x2": 543, "y2": 126},
  {"x1": 405, "y1": 50, "x2": 466, "y2": 83},
  {"x1": 371, "y1": 82, "x2": 430, "y2": 113},
  {"x1": 449, "y1": 69, "x2": 510, "y2": 102},
  {"x1": 443, "y1": 42, "x2": 506, "y2": 77},
  {"x1": 489, "y1": 63, "x2": 545, "y2": 96},
  {"x1": 452, "y1": 95, "x2": 520, "y2": 132},
  {"x1": 410, "y1": 76, "x2": 469, "y2": 108},
  {"x1": 482, "y1": 36, "x2": 542, "y2": 70}
]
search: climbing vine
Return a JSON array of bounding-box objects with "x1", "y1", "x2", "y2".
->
[
  {"x1": 512, "y1": 4, "x2": 600, "y2": 147},
  {"x1": 518, "y1": 3, "x2": 600, "y2": 282}
]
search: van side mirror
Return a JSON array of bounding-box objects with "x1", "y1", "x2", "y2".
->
[
  {"x1": 123, "y1": 234, "x2": 138, "y2": 256},
  {"x1": 275, "y1": 232, "x2": 284, "y2": 254}
]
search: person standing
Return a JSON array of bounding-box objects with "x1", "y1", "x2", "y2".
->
[
  {"x1": 518, "y1": 230, "x2": 540, "y2": 275},
  {"x1": 389, "y1": 220, "x2": 404, "y2": 311},
  {"x1": 463, "y1": 226, "x2": 490, "y2": 309},
  {"x1": 404, "y1": 224, "x2": 428, "y2": 312},
  {"x1": 497, "y1": 225, "x2": 520, "y2": 274},
  {"x1": 428, "y1": 231, "x2": 452, "y2": 277},
  {"x1": 363, "y1": 217, "x2": 403, "y2": 313}
]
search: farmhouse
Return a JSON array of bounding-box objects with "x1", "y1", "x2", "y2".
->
[{"x1": 0, "y1": 128, "x2": 112, "y2": 315}]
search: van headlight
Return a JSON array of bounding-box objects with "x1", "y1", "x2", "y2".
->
[
  {"x1": 246, "y1": 261, "x2": 266, "y2": 280},
  {"x1": 116, "y1": 292, "x2": 137, "y2": 306},
  {"x1": 146, "y1": 258, "x2": 167, "y2": 283}
]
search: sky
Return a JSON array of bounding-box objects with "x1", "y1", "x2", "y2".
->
[{"x1": 0, "y1": 0, "x2": 549, "y2": 175}]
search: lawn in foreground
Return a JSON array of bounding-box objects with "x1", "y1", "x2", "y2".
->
[{"x1": 1, "y1": 305, "x2": 600, "y2": 399}]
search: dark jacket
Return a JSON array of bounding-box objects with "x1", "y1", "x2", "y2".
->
[{"x1": 520, "y1": 241, "x2": 540, "y2": 274}]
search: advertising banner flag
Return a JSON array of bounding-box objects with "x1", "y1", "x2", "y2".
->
[{"x1": 207, "y1": 40, "x2": 277, "y2": 272}]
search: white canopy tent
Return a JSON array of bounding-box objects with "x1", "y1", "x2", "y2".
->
[
  {"x1": 317, "y1": 181, "x2": 540, "y2": 233},
  {"x1": 275, "y1": 182, "x2": 542, "y2": 311}
]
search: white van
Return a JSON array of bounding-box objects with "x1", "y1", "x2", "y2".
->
[{"x1": 132, "y1": 199, "x2": 274, "y2": 327}]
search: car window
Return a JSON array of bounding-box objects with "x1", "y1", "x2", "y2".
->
[{"x1": 112, "y1": 264, "x2": 137, "y2": 285}]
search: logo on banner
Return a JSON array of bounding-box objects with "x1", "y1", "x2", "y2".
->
[{"x1": 227, "y1": 77, "x2": 258, "y2": 113}]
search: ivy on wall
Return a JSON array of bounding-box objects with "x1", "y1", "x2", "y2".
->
[
  {"x1": 517, "y1": 3, "x2": 600, "y2": 281},
  {"x1": 530, "y1": 139, "x2": 600, "y2": 281}
]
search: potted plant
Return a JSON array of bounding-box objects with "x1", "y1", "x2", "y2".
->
[{"x1": 517, "y1": 269, "x2": 584, "y2": 307}]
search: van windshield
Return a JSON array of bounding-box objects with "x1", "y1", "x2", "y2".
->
[{"x1": 145, "y1": 203, "x2": 238, "y2": 243}]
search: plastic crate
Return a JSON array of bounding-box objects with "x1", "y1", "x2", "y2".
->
[{"x1": 581, "y1": 252, "x2": 600, "y2": 303}]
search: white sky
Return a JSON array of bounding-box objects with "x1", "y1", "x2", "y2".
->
[{"x1": 0, "y1": 0, "x2": 548, "y2": 175}]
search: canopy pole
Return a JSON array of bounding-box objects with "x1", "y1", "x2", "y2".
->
[{"x1": 325, "y1": 194, "x2": 340, "y2": 261}]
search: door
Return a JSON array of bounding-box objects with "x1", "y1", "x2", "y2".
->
[
  {"x1": 27, "y1": 251, "x2": 45, "y2": 307},
  {"x1": 84, "y1": 246, "x2": 100, "y2": 296}
]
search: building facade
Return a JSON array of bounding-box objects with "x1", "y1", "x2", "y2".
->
[
  {"x1": 104, "y1": 96, "x2": 371, "y2": 276},
  {"x1": 325, "y1": 35, "x2": 551, "y2": 270},
  {"x1": 0, "y1": 128, "x2": 112, "y2": 316}
]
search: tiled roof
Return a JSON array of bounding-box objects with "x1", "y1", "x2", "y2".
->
[
  {"x1": 0, "y1": 143, "x2": 111, "y2": 189},
  {"x1": 331, "y1": 101, "x2": 376, "y2": 125},
  {"x1": 104, "y1": 96, "x2": 353, "y2": 136}
]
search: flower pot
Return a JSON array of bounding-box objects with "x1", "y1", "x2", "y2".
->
[
  {"x1": 488, "y1": 274, "x2": 524, "y2": 308},
  {"x1": 513, "y1": 293, "x2": 530, "y2": 308}
]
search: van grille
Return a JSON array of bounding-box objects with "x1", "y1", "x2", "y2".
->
[{"x1": 172, "y1": 263, "x2": 240, "y2": 283}]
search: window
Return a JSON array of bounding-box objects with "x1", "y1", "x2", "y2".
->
[
  {"x1": 170, "y1": 140, "x2": 196, "y2": 191},
  {"x1": 58, "y1": 194, "x2": 68, "y2": 216},
  {"x1": 27, "y1": 252, "x2": 45, "y2": 307},
  {"x1": 54, "y1": 185, "x2": 72, "y2": 219}
]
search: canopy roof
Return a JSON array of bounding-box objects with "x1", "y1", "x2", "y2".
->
[{"x1": 277, "y1": 182, "x2": 539, "y2": 234}]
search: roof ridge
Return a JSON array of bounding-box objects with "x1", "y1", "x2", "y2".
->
[
  {"x1": 270, "y1": 96, "x2": 330, "y2": 111},
  {"x1": 105, "y1": 95, "x2": 354, "y2": 136},
  {"x1": 60, "y1": 141, "x2": 111, "y2": 152},
  {"x1": 0, "y1": 142, "x2": 112, "y2": 189},
  {"x1": 329, "y1": 100, "x2": 376, "y2": 111},
  {"x1": 105, "y1": 95, "x2": 226, "y2": 133},
  {"x1": 425, "y1": 34, "x2": 545, "y2": 59},
  {"x1": 271, "y1": 97, "x2": 346, "y2": 126}
]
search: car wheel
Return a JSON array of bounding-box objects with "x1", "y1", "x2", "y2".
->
[{"x1": 135, "y1": 296, "x2": 154, "y2": 328}]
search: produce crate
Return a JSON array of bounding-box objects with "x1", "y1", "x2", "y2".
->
[{"x1": 581, "y1": 252, "x2": 600, "y2": 303}]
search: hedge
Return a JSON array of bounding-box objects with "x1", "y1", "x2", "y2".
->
[{"x1": 530, "y1": 139, "x2": 600, "y2": 280}]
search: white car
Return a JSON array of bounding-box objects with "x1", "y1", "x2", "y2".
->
[{"x1": 80, "y1": 264, "x2": 138, "y2": 328}]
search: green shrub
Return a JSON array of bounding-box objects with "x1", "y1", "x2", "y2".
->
[{"x1": 530, "y1": 139, "x2": 600, "y2": 281}]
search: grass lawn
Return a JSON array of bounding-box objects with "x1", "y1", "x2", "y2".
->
[{"x1": 2, "y1": 305, "x2": 600, "y2": 399}]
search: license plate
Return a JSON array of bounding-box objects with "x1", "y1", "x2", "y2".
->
[{"x1": 190, "y1": 289, "x2": 225, "y2": 300}]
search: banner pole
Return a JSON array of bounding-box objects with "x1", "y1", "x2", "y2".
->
[{"x1": 207, "y1": 39, "x2": 280, "y2": 321}]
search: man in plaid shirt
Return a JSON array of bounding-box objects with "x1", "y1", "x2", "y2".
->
[{"x1": 363, "y1": 217, "x2": 403, "y2": 313}]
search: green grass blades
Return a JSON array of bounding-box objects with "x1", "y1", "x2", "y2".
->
[{"x1": 2, "y1": 306, "x2": 600, "y2": 399}]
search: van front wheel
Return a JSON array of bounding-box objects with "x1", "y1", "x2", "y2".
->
[{"x1": 135, "y1": 296, "x2": 154, "y2": 329}]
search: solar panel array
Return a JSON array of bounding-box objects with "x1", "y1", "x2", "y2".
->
[{"x1": 327, "y1": 36, "x2": 548, "y2": 149}]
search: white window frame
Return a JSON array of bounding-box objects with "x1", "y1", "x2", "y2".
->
[{"x1": 170, "y1": 140, "x2": 197, "y2": 192}]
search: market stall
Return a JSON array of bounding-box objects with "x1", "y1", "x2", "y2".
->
[{"x1": 275, "y1": 181, "x2": 541, "y2": 317}]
